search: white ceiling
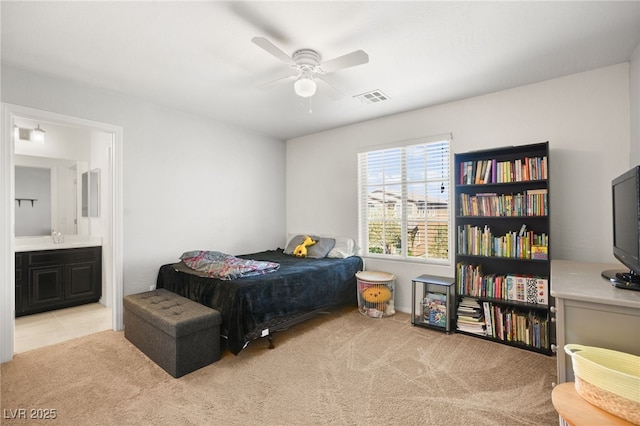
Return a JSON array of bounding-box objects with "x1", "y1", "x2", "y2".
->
[{"x1": 2, "y1": 1, "x2": 640, "y2": 141}]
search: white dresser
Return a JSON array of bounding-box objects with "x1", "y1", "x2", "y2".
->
[{"x1": 551, "y1": 259, "x2": 640, "y2": 383}]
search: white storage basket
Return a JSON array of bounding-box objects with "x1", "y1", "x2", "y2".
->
[{"x1": 356, "y1": 271, "x2": 395, "y2": 318}]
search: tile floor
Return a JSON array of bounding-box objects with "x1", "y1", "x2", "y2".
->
[{"x1": 14, "y1": 303, "x2": 112, "y2": 354}]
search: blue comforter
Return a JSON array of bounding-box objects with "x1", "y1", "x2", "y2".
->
[{"x1": 156, "y1": 249, "x2": 363, "y2": 355}]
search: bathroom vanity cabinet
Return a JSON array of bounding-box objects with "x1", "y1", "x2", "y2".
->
[{"x1": 15, "y1": 246, "x2": 102, "y2": 316}]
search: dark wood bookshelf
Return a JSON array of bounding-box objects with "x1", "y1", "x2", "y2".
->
[{"x1": 454, "y1": 141, "x2": 555, "y2": 355}]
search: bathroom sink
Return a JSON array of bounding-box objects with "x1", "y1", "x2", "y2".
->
[{"x1": 15, "y1": 236, "x2": 102, "y2": 252}]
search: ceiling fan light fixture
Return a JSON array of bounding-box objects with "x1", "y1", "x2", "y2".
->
[
  {"x1": 294, "y1": 77, "x2": 317, "y2": 98},
  {"x1": 252, "y1": 37, "x2": 369, "y2": 101}
]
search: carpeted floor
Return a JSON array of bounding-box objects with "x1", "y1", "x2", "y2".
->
[{"x1": 1, "y1": 308, "x2": 559, "y2": 425}]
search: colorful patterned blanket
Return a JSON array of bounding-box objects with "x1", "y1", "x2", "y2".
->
[{"x1": 180, "y1": 250, "x2": 280, "y2": 280}]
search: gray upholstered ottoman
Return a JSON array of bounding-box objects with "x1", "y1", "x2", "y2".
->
[{"x1": 123, "y1": 288, "x2": 222, "y2": 378}]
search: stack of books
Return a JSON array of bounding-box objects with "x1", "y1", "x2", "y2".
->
[{"x1": 456, "y1": 297, "x2": 486, "y2": 335}]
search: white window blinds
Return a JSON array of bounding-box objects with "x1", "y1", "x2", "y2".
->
[{"x1": 358, "y1": 136, "x2": 451, "y2": 262}]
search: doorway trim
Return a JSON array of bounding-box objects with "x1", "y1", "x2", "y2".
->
[{"x1": 1, "y1": 103, "x2": 124, "y2": 362}]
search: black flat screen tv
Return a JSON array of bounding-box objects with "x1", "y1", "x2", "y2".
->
[{"x1": 602, "y1": 165, "x2": 640, "y2": 289}]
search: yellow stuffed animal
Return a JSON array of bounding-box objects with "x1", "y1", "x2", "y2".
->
[
  {"x1": 293, "y1": 236, "x2": 317, "y2": 258},
  {"x1": 362, "y1": 286, "x2": 392, "y2": 306}
]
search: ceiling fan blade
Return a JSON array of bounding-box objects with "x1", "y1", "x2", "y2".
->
[
  {"x1": 319, "y1": 50, "x2": 369, "y2": 73},
  {"x1": 315, "y1": 76, "x2": 345, "y2": 100},
  {"x1": 252, "y1": 37, "x2": 296, "y2": 66},
  {"x1": 257, "y1": 73, "x2": 297, "y2": 89}
]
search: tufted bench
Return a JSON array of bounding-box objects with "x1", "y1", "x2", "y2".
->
[{"x1": 123, "y1": 288, "x2": 222, "y2": 378}]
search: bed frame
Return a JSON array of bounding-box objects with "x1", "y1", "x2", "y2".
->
[{"x1": 156, "y1": 249, "x2": 363, "y2": 355}]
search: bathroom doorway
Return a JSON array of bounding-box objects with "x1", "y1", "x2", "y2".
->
[{"x1": 1, "y1": 104, "x2": 124, "y2": 361}]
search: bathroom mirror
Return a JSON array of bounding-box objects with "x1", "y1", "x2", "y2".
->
[
  {"x1": 82, "y1": 169, "x2": 100, "y2": 218},
  {"x1": 14, "y1": 166, "x2": 52, "y2": 237},
  {"x1": 14, "y1": 155, "x2": 88, "y2": 236},
  {"x1": 14, "y1": 118, "x2": 108, "y2": 237}
]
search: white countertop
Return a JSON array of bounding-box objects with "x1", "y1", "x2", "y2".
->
[
  {"x1": 551, "y1": 259, "x2": 640, "y2": 309},
  {"x1": 15, "y1": 236, "x2": 102, "y2": 252}
]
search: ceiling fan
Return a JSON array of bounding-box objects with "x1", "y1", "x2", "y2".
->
[{"x1": 251, "y1": 36, "x2": 369, "y2": 99}]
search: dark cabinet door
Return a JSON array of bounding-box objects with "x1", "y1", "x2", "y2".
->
[
  {"x1": 29, "y1": 265, "x2": 66, "y2": 309},
  {"x1": 17, "y1": 246, "x2": 102, "y2": 316},
  {"x1": 66, "y1": 261, "x2": 100, "y2": 301},
  {"x1": 15, "y1": 253, "x2": 26, "y2": 315}
]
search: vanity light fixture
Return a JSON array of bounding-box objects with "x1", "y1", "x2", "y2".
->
[{"x1": 31, "y1": 124, "x2": 45, "y2": 143}]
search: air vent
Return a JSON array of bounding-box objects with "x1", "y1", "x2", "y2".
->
[{"x1": 354, "y1": 90, "x2": 390, "y2": 104}]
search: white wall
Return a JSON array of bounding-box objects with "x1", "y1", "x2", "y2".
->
[
  {"x1": 2, "y1": 65, "x2": 287, "y2": 296},
  {"x1": 286, "y1": 63, "x2": 631, "y2": 313},
  {"x1": 631, "y1": 43, "x2": 640, "y2": 165}
]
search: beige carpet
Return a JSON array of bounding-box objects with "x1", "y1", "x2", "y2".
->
[{"x1": 1, "y1": 308, "x2": 558, "y2": 425}]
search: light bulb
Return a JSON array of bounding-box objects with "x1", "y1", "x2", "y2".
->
[
  {"x1": 31, "y1": 124, "x2": 45, "y2": 143},
  {"x1": 294, "y1": 77, "x2": 317, "y2": 98}
]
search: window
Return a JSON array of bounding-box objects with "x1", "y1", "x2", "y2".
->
[{"x1": 358, "y1": 135, "x2": 451, "y2": 262}]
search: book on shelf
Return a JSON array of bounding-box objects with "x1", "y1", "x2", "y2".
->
[
  {"x1": 475, "y1": 160, "x2": 483, "y2": 184},
  {"x1": 456, "y1": 297, "x2": 486, "y2": 335},
  {"x1": 457, "y1": 224, "x2": 548, "y2": 259},
  {"x1": 507, "y1": 274, "x2": 548, "y2": 306},
  {"x1": 457, "y1": 263, "x2": 549, "y2": 306},
  {"x1": 525, "y1": 277, "x2": 538, "y2": 305},
  {"x1": 483, "y1": 160, "x2": 492, "y2": 184},
  {"x1": 506, "y1": 274, "x2": 517, "y2": 300},
  {"x1": 482, "y1": 301, "x2": 494, "y2": 338},
  {"x1": 516, "y1": 275, "x2": 526, "y2": 302},
  {"x1": 423, "y1": 292, "x2": 447, "y2": 327},
  {"x1": 458, "y1": 155, "x2": 548, "y2": 185},
  {"x1": 486, "y1": 305, "x2": 550, "y2": 349},
  {"x1": 531, "y1": 245, "x2": 548, "y2": 260},
  {"x1": 536, "y1": 278, "x2": 549, "y2": 305}
]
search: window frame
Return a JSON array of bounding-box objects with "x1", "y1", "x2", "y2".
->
[{"x1": 357, "y1": 134, "x2": 452, "y2": 264}]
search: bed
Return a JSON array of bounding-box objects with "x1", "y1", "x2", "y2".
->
[{"x1": 156, "y1": 244, "x2": 363, "y2": 355}]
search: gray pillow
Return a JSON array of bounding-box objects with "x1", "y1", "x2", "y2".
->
[
  {"x1": 284, "y1": 235, "x2": 306, "y2": 255},
  {"x1": 307, "y1": 237, "x2": 336, "y2": 259},
  {"x1": 284, "y1": 235, "x2": 336, "y2": 259}
]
